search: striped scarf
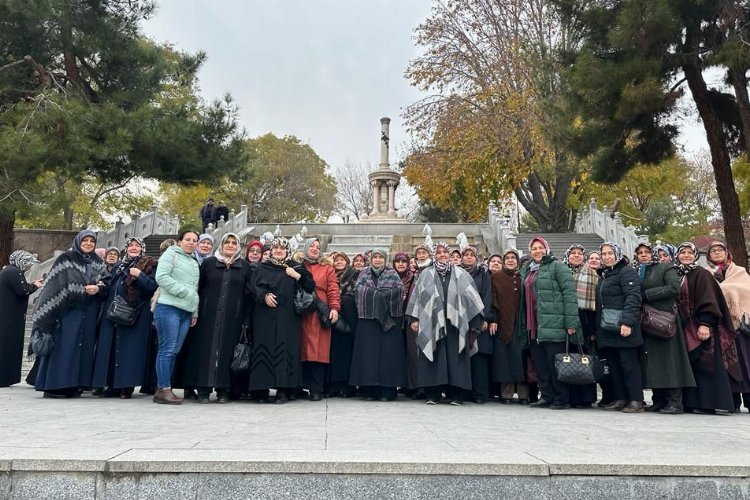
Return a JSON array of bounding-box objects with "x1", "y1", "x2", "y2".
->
[{"x1": 355, "y1": 266, "x2": 403, "y2": 331}]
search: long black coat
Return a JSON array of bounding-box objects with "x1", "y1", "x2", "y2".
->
[
  {"x1": 92, "y1": 261, "x2": 158, "y2": 389},
  {"x1": 595, "y1": 260, "x2": 643, "y2": 349},
  {"x1": 184, "y1": 257, "x2": 253, "y2": 389},
  {"x1": 249, "y1": 260, "x2": 314, "y2": 391},
  {"x1": 0, "y1": 265, "x2": 38, "y2": 387},
  {"x1": 468, "y1": 267, "x2": 494, "y2": 354}
]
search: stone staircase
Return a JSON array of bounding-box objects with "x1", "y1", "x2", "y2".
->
[
  {"x1": 325, "y1": 234, "x2": 394, "y2": 257},
  {"x1": 514, "y1": 233, "x2": 604, "y2": 258}
]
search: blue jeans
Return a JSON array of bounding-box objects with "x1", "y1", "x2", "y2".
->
[{"x1": 154, "y1": 304, "x2": 192, "y2": 389}]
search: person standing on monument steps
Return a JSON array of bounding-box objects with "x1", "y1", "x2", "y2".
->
[
  {"x1": 199, "y1": 198, "x2": 216, "y2": 232},
  {"x1": 407, "y1": 241, "x2": 485, "y2": 405},
  {"x1": 300, "y1": 238, "x2": 341, "y2": 401},
  {"x1": 349, "y1": 249, "x2": 406, "y2": 401}
]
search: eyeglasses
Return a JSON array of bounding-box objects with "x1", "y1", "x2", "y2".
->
[
  {"x1": 709, "y1": 248, "x2": 725, "y2": 254},
  {"x1": 248, "y1": 249, "x2": 261, "y2": 254}
]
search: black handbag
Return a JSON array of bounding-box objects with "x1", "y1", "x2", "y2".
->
[
  {"x1": 641, "y1": 303, "x2": 676, "y2": 340},
  {"x1": 30, "y1": 330, "x2": 54, "y2": 357},
  {"x1": 600, "y1": 308, "x2": 622, "y2": 333},
  {"x1": 230, "y1": 326, "x2": 251, "y2": 372},
  {"x1": 294, "y1": 287, "x2": 315, "y2": 314},
  {"x1": 554, "y1": 337, "x2": 599, "y2": 385},
  {"x1": 106, "y1": 295, "x2": 140, "y2": 326}
]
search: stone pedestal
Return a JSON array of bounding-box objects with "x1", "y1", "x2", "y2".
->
[{"x1": 363, "y1": 117, "x2": 404, "y2": 223}]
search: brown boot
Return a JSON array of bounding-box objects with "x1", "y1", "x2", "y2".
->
[
  {"x1": 622, "y1": 401, "x2": 644, "y2": 413},
  {"x1": 153, "y1": 388, "x2": 183, "y2": 405}
]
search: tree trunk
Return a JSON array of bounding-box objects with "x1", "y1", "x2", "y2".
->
[
  {"x1": 683, "y1": 54, "x2": 748, "y2": 268},
  {"x1": 0, "y1": 207, "x2": 16, "y2": 268},
  {"x1": 728, "y1": 67, "x2": 750, "y2": 155}
]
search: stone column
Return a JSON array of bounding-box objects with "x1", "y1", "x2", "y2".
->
[
  {"x1": 370, "y1": 180, "x2": 380, "y2": 215},
  {"x1": 379, "y1": 117, "x2": 390, "y2": 170},
  {"x1": 387, "y1": 180, "x2": 397, "y2": 216}
]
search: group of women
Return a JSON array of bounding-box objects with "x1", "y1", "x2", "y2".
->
[{"x1": 2, "y1": 228, "x2": 748, "y2": 414}]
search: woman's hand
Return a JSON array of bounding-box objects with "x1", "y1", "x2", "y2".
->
[
  {"x1": 265, "y1": 293, "x2": 278, "y2": 308},
  {"x1": 620, "y1": 325, "x2": 632, "y2": 337},
  {"x1": 410, "y1": 321, "x2": 419, "y2": 333},
  {"x1": 285, "y1": 267, "x2": 301, "y2": 280},
  {"x1": 129, "y1": 267, "x2": 142, "y2": 278},
  {"x1": 488, "y1": 323, "x2": 498, "y2": 335},
  {"x1": 190, "y1": 317, "x2": 197, "y2": 327},
  {"x1": 567, "y1": 328, "x2": 576, "y2": 335},
  {"x1": 697, "y1": 325, "x2": 711, "y2": 341},
  {"x1": 329, "y1": 309, "x2": 339, "y2": 323},
  {"x1": 84, "y1": 284, "x2": 99, "y2": 296}
]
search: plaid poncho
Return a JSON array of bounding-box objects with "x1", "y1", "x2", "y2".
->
[
  {"x1": 405, "y1": 266, "x2": 484, "y2": 361},
  {"x1": 355, "y1": 266, "x2": 403, "y2": 332}
]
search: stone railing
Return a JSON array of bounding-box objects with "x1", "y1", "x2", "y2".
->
[
  {"x1": 575, "y1": 199, "x2": 648, "y2": 257},
  {"x1": 206, "y1": 204, "x2": 251, "y2": 241},
  {"x1": 488, "y1": 201, "x2": 518, "y2": 253},
  {"x1": 97, "y1": 204, "x2": 180, "y2": 249}
]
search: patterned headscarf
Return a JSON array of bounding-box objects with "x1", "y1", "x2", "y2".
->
[
  {"x1": 8, "y1": 250, "x2": 38, "y2": 272},
  {"x1": 460, "y1": 246, "x2": 479, "y2": 274},
  {"x1": 562, "y1": 244, "x2": 587, "y2": 270},
  {"x1": 433, "y1": 241, "x2": 452, "y2": 277},
  {"x1": 215, "y1": 232, "x2": 242, "y2": 266},
  {"x1": 529, "y1": 237, "x2": 550, "y2": 255},
  {"x1": 599, "y1": 241, "x2": 624, "y2": 267},
  {"x1": 675, "y1": 242, "x2": 699, "y2": 278},
  {"x1": 654, "y1": 243, "x2": 676, "y2": 264},
  {"x1": 122, "y1": 237, "x2": 145, "y2": 264},
  {"x1": 706, "y1": 240, "x2": 733, "y2": 278}
]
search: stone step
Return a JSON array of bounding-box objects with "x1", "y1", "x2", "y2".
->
[{"x1": 327, "y1": 235, "x2": 394, "y2": 245}]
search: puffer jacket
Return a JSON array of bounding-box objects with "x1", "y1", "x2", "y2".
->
[
  {"x1": 595, "y1": 259, "x2": 642, "y2": 348},
  {"x1": 517, "y1": 255, "x2": 581, "y2": 347},
  {"x1": 155, "y1": 244, "x2": 200, "y2": 317}
]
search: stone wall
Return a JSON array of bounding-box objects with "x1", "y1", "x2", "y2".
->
[{"x1": 13, "y1": 229, "x2": 79, "y2": 261}]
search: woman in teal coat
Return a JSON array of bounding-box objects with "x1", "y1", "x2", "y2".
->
[{"x1": 517, "y1": 237, "x2": 581, "y2": 410}]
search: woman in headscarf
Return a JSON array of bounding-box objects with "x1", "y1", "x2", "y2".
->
[
  {"x1": 562, "y1": 244, "x2": 599, "y2": 408},
  {"x1": 409, "y1": 256, "x2": 418, "y2": 274},
  {"x1": 487, "y1": 254, "x2": 503, "y2": 274},
  {"x1": 245, "y1": 240, "x2": 264, "y2": 264},
  {"x1": 352, "y1": 253, "x2": 368, "y2": 273},
  {"x1": 462, "y1": 246, "x2": 495, "y2": 404},
  {"x1": 490, "y1": 250, "x2": 528, "y2": 404},
  {"x1": 414, "y1": 243, "x2": 432, "y2": 271},
  {"x1": 183, "y1": 233, "x2": 253, "y2": 403},
  {"x1": 153, "y1": 230, "x2": 200, "y2": 405},
  {"x1": 350, "y1": 249, "x2": 406, "y2": 401},
  {"x1": 194, "y1": 234, "x2": 215, "y2": 266},
  {"x1": 300, "y1": 238, "x2": 341, "y2": 401},
  {"x1": 249, "y1": 237, "x2": 314, "y2": 404},
  {"x1": 392, "y1": 252, "x2": 419, "y2": 398},
  {"x1": 104, "y1": 247, "x2": 120, "y2": 274},
  {"x1": 92, "y1": 237, "x2": 158, "y2": 398},
  {"x1": 517, "y1": 237, "x2": 580, "y2": 410},
  {"x1": 705, "y1": 241, "x2": 750, "y2": 413},
  {"x1": 654, "y1": 244, "x2": 676, "y2": 266},
  {"x1": 32, "y1": 229, "x2": 108, "y2": 398},
  {"x1": 634, "y1": 243, "x2": 695, "y2": 414},
  {"x1": 0, "y1": 250, "x2": 41, "y2": 387},
  {"x1": 325, "y1": 252, "x2": 358, "y2": 398},
  {"x1": 407, "y1": 241, "x2": 485, "y2": 405},
  {"x1": 595, "y1": 242, "x2": 644, "y2": 413},
  {"x1": 450, "y1": 249, "x2": 462, "y2": 266},
  {"x1": 586, "y1": 251, "x2": 602, "y2": 271},
  {"x1": 405, "y1": 243, "x2": 433, "y2": 399},
  {"x1": 675, "y1": 242, "x2": 740, "y2": 414}
]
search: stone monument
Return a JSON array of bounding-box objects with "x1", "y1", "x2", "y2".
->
[{"x1": 361, "y1": 117, "x2": 403, "y2": 222}]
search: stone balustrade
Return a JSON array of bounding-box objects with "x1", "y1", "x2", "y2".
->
[
  {"x1": 575, "y1": 199, "x2": 648, "y2": 257},
  {"x1": 97, "y1": 204, "x2": 179, "y2": 249}
]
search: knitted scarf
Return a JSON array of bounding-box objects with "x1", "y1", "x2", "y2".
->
[{"x1": 355, "y1": 266, "x2": 403, "y2": 331}]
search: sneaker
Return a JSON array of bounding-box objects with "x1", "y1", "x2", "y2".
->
[
  {"x1": 425, "y1": 399, "x2": 438, "y2": 405},
  {"x1": 450, "y1": 400, "x2": 463, "y2": 406}
]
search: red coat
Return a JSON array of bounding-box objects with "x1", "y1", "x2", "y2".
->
[{"x1": 301, "y1": 262, "x2": 341, "y2": 363}]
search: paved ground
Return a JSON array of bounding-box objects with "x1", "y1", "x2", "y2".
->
[{"x1": 0, "y1": 384, "x2": 748, "y2": 477}]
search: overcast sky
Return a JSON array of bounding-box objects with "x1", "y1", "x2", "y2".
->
[
  {"x1": 142, "y1": 0, "x2": 433, "y2": 171},
  {"x1": 141, "y1": 0, "x2": 710, "y2": 174}
]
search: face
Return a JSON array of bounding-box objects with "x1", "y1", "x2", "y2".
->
[
  {"x1": 271, "y1": 245, "x2": 288, "y2": 261},
  {"x1": 353, "y1": 256, "x2": 366, "y2": 271},
  {"x1": 601, "y1": 246, "x2": 617, "y2": 267},
  {"x1": 105, "y1": 250, "x2": 119, "y2": 264},
  {"x1": 678, "y1": 248, "x2": 696, "y2": 265},
  {"x1": 636, "y1": 247, "x2": 652, "y2": 264},
  {"x1": 451, "y1": 252, "x2": 462, "y2": 265},
  {"x1": 247, "y1": 246, "x2": 262, "y2": 263},
  {"x1": 488, "y1": 256, "x2": 502, "y2": 272},
  {"x1": 415, "y1": 248, "x2": 430, "y2": 263},
  {"x1": 333, "y1": 255, "x2": 348, "y2": 271},
  {"x1": 81, "y1": 236, "x2": 96, "y2": 254},
  {"x1": 179, "y1": 232, "x2": 198, "y2": 254},
  {"x1": 126, "y1": 241, "x2": 142, "y2": 258},
  {"x1": 587, "y1": 253, "x2": 601, "y2": 269},
  {"x1": 198, "y1": 239, "x2": 213, "y2": 254},
  {"x1": 435, "y1": 246, "x2": 450, "y2": 264},
  {"x1": 567, "y1": 248, "x2": 584, "y2": 267},
  {"x1": 222, "y1": 237, "x2": 238, "y2": 257},
  {"x1": 262, "y1": 250, "x2": 270, "y2": 262},
  {"x1": 503, "y1": 254, "x2": 518, "y2": 271},
  {"x1": 657, "y1": 250, "x2": 671, "y2": 264},
  {"x1": 462, "y1": 250, "x2": 477, "y2": 266},
  {"x1": 307, "y1": 240, "x2": 321, "y2": 260},
  {"x1": 371, "y1": 254, "x2": 385, "y2": 268},
  {"x1": 708, "y1": 245, "x2": 726, "y2": 264},
  {"x1": 529, "y1": 241, "x2": 547, "y2": 262},
  {"x1": 394, "y1": 259, "x2": 408, "y2": 273},
  {"x1": 409, "y1": 257, "x2": 417, "y2": 272}
]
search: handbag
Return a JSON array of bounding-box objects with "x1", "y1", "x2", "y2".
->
[
  {"x1": 554, "y1": 337, "x2": 599, "y2": 385},
  {"x1": 294, "y1": 287, "x2": 315, "y2": 314},
  {"x1": 640, "y1": 303, "x2": 676, "y2": 340},
  {"x1": 106, "y1": 295, "x2": 140, "y2": 326},
  {"x1": 600, "y1": 308, "x2": 622, "y2": 333},
  {"x1": 230, "y1": 326, "x2": 251, "y2": 372},
  {"x1": 30, "y1": 330, "x2": 54, "y2": 357}
]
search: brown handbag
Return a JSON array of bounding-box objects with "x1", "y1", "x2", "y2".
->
[{"x1": 641, "y1": 303, "x2": 677, "y2": 340}]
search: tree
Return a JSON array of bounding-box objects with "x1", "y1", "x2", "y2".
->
[
  {"x1": 0, "y1": 0, "x2": 245, "y2": 265},
  {"x1": 554, "y1": 0, "x2": 749, "y2": 266},
  {"x1": 333, "y1": 162, "x2": 374, "y2": 222},
  {"x1": 218, "y1": 134, "x2": 336, "y2": 223},
  {"x1": 404, "y1": 0, "x2": 588, "y2": 230},
  {"x1": 158, "y1": 182, "x2": 212, "y2": 231}
]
